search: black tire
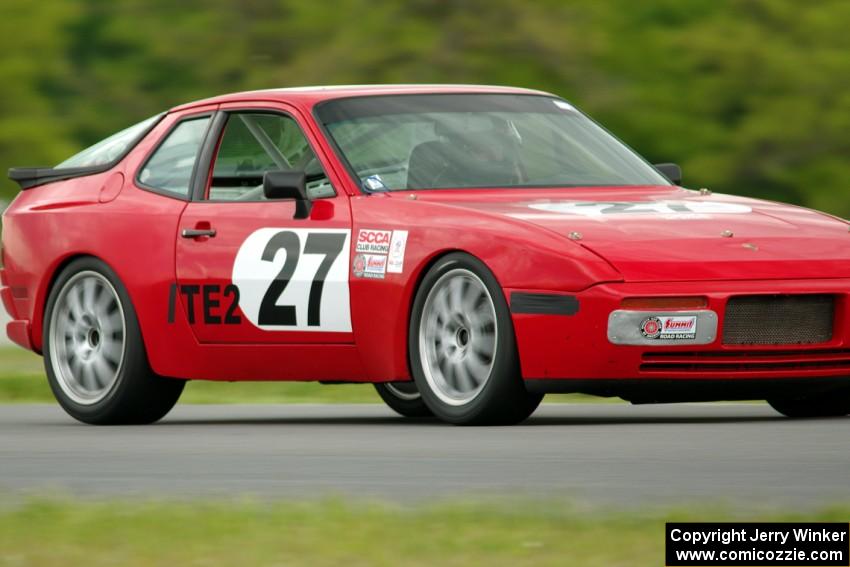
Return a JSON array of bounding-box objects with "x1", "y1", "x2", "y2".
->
[
  {"x1": 767, "y1": 390, "x2": 850, "y2": 418},
  {"x1": 43, "y1": 257, "x2": 185, "y2": 425},
  {"x1": 409, "y1": 252, "x2": 542, "y2": 425},
  {"x1": 373, "y1": 382, "x2": 434, "y2": 418}
]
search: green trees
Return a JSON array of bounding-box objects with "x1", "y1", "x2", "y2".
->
[
  {"x1": 579, "y1": 1, "x2": 850, "y2": 216},
  {"x1": 2, "y1": 0, "x2": 849, "y2": 216}
]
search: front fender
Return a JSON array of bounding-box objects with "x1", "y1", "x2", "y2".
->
[{"x1": 348, "y1": 194, "x2": 623, "y2": 381}]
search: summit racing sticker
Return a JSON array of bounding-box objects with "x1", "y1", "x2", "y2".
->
[
  {"x1": 640, "y1": 316, "x2": 697, "y2": 340},
  {"x1": 353, "y1": 228, "x2": 408, "y2": 278},
  {"x1": 524, "y1": 201, "x2": 752, "y2": 217},
  {"x1": 353, "y1": 253, "x2": 388, "y2": 279}
]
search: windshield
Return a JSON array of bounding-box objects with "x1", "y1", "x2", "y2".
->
[
  {"x1": 56, "y1": 114, "x2": 163, "y2": 169},
  {"x1": 316, "y1": 94, "x2": 670, "y2": 191}
]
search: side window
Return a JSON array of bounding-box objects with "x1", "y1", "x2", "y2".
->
[
  {"x1": 208, "y1": 113, "x2": 334, "y2": 201},
  {"x1": 138, "y1": 117, "x2": 211, "y2": 199}
]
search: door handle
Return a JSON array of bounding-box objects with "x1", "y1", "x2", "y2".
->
[{"x1": 181, "y1": 228, "x2": 217, "y2": 238}]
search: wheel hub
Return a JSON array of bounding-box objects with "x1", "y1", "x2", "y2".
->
[
  {"x1": 49, "y1": 271, "x2": 126, "y2": 405},
  {"x1": 419, "y1": 269, "x2": 497, "y2": 406},
  {"x1": 72, "y1": 315, "x2": 103, "y2": 362},
  {"x1": 443, "y1": 321, "x2": 471, "y2": 361}
]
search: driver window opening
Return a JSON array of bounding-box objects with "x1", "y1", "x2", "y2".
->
[{"x1": 207, "y1": 112, "x2": 334, "y2": 201}]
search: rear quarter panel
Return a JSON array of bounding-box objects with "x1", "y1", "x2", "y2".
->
[{"x1": 1, "y1": 112, "x2": 190, "y2": 355}]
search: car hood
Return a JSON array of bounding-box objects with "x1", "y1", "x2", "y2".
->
[{"x1": 409, "y1": 186, "x2": 850, "y2": 282}]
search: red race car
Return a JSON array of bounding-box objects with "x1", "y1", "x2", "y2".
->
[{"x1": 4, "y1": 85, "x2": 850, "y2": 425}]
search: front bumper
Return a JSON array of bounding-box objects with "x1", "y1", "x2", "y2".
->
[{"x1": 509, "y1": 278, "x2": 850, "y2": 382}]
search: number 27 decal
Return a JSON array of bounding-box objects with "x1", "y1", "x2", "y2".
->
[
  {"x1": 257, "y1": 231, "x2": 346, "y2": 327},
  {"x1": 232, "y1": 228, "x2": 352, "y2": 332}
]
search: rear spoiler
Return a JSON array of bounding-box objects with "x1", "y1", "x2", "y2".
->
[
  {"x1": 8, "y1": 165, "x2": 107, "y2": 190},
  {"x1": 7, "y1": 112, "x2": 166, "y2": 191}
]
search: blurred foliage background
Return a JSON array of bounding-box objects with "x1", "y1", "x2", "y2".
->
[{"x1": 2, "y1": 0, "x2": 850, "y2": 215}]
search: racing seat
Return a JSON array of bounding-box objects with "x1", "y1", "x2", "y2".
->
[
  {"x1": 407, "y1": 134, "x2": 523, "y2": 189},
  {"x1": 406, "y1": 140, "x2": 456, "y2": 189}
]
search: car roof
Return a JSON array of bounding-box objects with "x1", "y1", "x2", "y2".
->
[{"x1": 170, "y1": 84, "x2": 553, "y2": 113}]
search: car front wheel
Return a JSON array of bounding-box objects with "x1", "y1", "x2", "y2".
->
[
  {"x1": 43, "y1": 257, "x2": 185, "y2": 425},
  {"x1": 409, "y1": 253, "x2": 542, "y2": 425}
]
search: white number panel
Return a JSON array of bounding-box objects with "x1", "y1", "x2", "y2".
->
[{"x1": 232, "y1": 228, "x2": 351, "y2": 332}]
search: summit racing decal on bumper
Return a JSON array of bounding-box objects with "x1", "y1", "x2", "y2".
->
[
  {"x1": 640, "y1": 315, "x2": 697, "y2": 340},
  {"x1": 608, "y1": 310, "x2": 718, "y2": 345}
]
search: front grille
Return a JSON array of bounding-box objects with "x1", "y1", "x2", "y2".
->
[{"x1": 722, "y1": 295, "x2": 834, "y2": 345}]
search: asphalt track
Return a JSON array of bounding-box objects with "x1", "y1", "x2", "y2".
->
[{"x1": 1, "y1": 403, "x2": 849, "y2": 506}]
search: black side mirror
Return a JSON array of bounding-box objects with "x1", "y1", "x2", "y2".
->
[
  {"x1": 263, "y1": 170, "x2": 312, "y2": 219},
  {"x1": 654, "y1": 163, "x2": 682, "y2": 185}
]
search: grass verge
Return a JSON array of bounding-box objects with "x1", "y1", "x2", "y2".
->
[
  {"x1": 0, "y1": 346, "x2": 382, "y2": 403},
  {"x1": 0, "y1": 497, "x2": 846, "y2": 567},
  {"x1": 0, "y1": 346, "x2": 610, "y2": 404}
]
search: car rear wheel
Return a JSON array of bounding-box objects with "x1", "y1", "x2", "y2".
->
[
  {"x1": 767, "y1": 390, "x2": 850, "y2": 418},
  {"x1": 373, "y1": 382, "x2": 433, "y2": 418},
  {"x1": 43, "y1": 257, "x2": 185, "y2": 425},
  {"x1": 409, "y1": 253, "x2": 542, "y2": 425}
]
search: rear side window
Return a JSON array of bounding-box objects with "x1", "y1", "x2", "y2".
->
[
  {"x1": 56, "y1": 114, "x2": 162, "y2": 169},
  {"x1": 138, "y1": 117, "x2": 211, "y2": 199}
]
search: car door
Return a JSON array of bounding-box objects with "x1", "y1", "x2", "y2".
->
[{"x1": 174, "y1": 103, "x2": 353, "y2": 344}]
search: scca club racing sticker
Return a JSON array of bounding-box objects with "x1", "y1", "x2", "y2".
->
[
  {"x1": 353, "y1": 228, "x2": 408, "y2": 279},
  {"x1": 640, "y1": 316, "x2": 697, "y2": 340},
  {"x1": 231, "y1": 228, "x2": 352, "y2": 332},
  {"x1": 526, "y1": 201, "x2": 752, "y2": 217}
]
